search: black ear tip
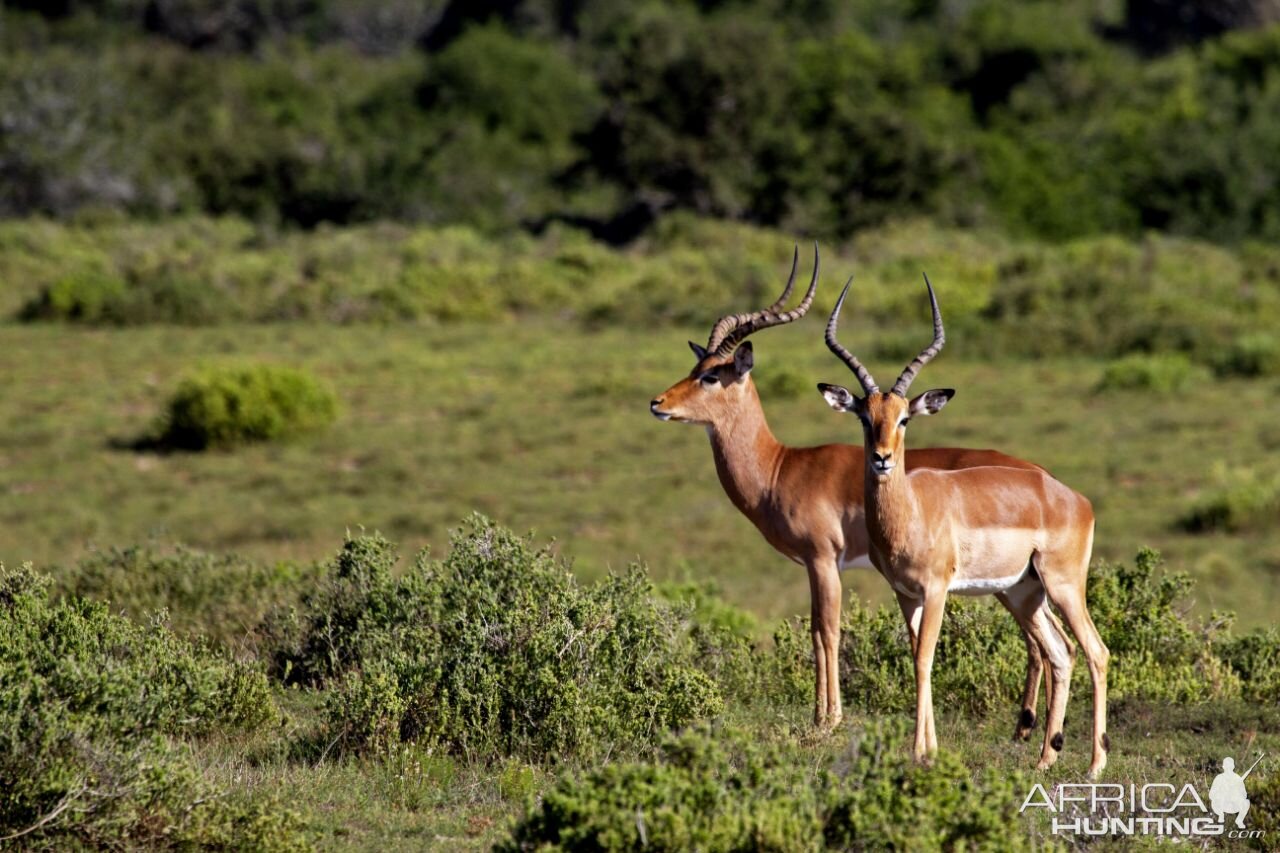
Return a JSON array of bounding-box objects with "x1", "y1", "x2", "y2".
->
[
  {"x1": 739, "y1": 340, "x2": 753, "y2": 351},
  {"x1": 817, "y1": 382, "x2": 830, "y2": 392}
]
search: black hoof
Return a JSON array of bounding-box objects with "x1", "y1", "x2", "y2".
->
[
  {"x1": 1050, "y1": 732, "x2": 1064, "y2": 752},
  {"x1": 1018, "y1": 709, "x2": 1036, "y2": 730}
]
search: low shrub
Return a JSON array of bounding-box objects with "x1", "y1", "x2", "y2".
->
[
  {"x1": 0, "y1": 563, "x2": 296, "y2": 849},
  {"x1": 1086, "y1": 548, "x2": 1243, "y2": 702},
  {"x1": 265, "y1": 518, "x2": 742, "y2": 759},
  {"x1": 17, "y1": 268, "x2": 127, "y2": 323},
  {"x1": 500, "y1": 722, "x2": 1033, "y2": 852},
  {"x1": 1179, "y1": 468, "x2": 1280, "y2": 533},
  {"x1": 1096, "y1": 353, "x2": 1210, "y2": 393},
  {"x1": 1211, "y1": 333, "x2": 1280, "y2": 377},
  {"x1": 6, "y1": 216, "x2": 1280, "y2": 363},
  {"x1": 157, "y1": 363, "x2": 338, "y2": 449},
  {"x1": 62, "y1": 543, "x2": 321, "y2": 648}
]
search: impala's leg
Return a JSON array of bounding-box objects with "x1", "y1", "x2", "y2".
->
[
  {"x1": 1044, "y1": 577, "x2": 1109, "y2": 778},
  {"x1": 1005, "y1": 570, "x2": 1074, "y2": 771},
  {"x1": 911, "y1": 592, "x2": 946, "y2": 762},
  {"x1": 808, "y1": 559, "x2": 844, "y2": 728},
  {"x1": 1043, "y1": 606, "x2": 1075, "y2": 729},
  {"x1": 998, "y1": 593, "x2": 1044, "y2": 741}
]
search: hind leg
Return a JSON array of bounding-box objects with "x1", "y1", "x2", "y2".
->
[
  {"x1": 1003, "y1": 573, "x2": 1074, "y2": 771},
  {"x1": 1043, "y1": 576, "x2": 1109, "y2": 778},
  {"x1": 998, "y1": 594, "x2": 1046, "y2": 741}
]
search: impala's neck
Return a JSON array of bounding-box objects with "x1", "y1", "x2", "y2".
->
[
  {"x1": 707, "y1": 382, "x2": 784, "y2": 517},
  {"x1": 864, "y1": 461, "x2": 920, "y2": 558}
]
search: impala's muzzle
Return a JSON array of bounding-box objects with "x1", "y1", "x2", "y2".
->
[
  {"x1": 871, "y1": 451, "x2": 895, "y2": 476},
  {"x1": 650, "y1": 399, "x2": 672, "y2": 421}
]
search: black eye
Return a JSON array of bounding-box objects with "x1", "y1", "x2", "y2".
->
[
  {"x1": 699, "y1": 373, "x2": 718, "y2": 385},
  {"x1": 899, "y1": 418, "x2": 910, "y2": 428}
]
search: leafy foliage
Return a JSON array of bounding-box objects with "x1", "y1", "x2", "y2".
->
[
  {"x1": 62, "y1": 543, "x2": 320, "y2": 647},
  {"x1": 8, "y1": 216, "x2": 1280, "y2": 366},
  {"x1": 1179, "y1": 467, "x2": 1280, "y2": 533},
  {"x1": 501, "y1": 722, "x2": 1033, "y2": 852},
  {"x1": 6, "y1": 3, "x2": 1280, "y2": 241},
  {"x1": 1096, "y1": 353, "x2": 1211, "y2": 393},
  {"x1": 265, "y1": 519, "x2": 739, "y2": 759},
  {"x1": 157, "y1": 363, "x2": 338, "y2": 449},
  {"x1": 0, "y1": 563, "x2": 297, "y2": 849}
]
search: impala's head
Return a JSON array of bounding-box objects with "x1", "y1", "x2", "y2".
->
[
  {"x1": 650, "y1": 244, "x2": 819, "y2": 426},
  {"x1": 817, "y1": 275, "x2": 954, "y2": 480}
]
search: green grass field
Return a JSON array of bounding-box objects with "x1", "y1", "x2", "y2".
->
[
  {"x1": 2, "y1": 306, "x2": 1279, "y2": 850},
  {"x1": 3, "y1": 320, "x2": 1277, "y2": 629}
]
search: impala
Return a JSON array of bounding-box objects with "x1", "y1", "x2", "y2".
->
[
  {"x1": 817, "y1": 274, "x2": 1110, "y2": 777},
  {"x1": 650, "y1": 246, "x2": 1068, "y2": 736}
]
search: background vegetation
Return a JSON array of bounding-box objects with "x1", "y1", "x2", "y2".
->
[
  {"x1": 2, "y1": 0, "x2": 1280, "y2": 849},
  {"x1": 4, "y1": 0, "x2": 1280, "y2": 243}
]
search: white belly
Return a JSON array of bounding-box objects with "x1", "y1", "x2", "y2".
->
[
  {"x1": 948, "y1": 562, "x2": 1032, "y2": 596},
  {"x1": 838, "y1": 550, "x2": 874, "y2": 572}
]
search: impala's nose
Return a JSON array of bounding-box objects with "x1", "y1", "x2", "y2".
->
[
  {"x1": 650, "y1": 399, "x2": 671, "y2": 421},
  {"x1": 871, "y1": 451, "x2": 895, "y2": 475}
]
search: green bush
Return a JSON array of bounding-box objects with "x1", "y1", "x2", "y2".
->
[
  {"x1": 501, "y1": 722, "x2": 1032, "y2": 852},
  {"x1": 0, "y1": 563, "x2": 297, "y2": 849},
  {"x1": 1211, "y1": 332, "x2": 1280, "y2": 377},
  {"x1": 17, "y1": 268, "x2": 126, "y2": 322},
  {"x1": 62, "y1": 543, "x2": 321, "y2": 648},
  {"x1": 265, "y1": 519, "x2": 743, "y2": 759},
  {"x1": 1179, "y1": 467, "x2": 1280, "y2": 533},
  {"x1": 5, "y1": 215, "x2": 1280, "y2": 364},
  {"x1": 1096, "y1": 353, "x2": 1210, "y2": 393},
  {"x1": 157, "y1": 363, "x2": 338, "y2": 449}
]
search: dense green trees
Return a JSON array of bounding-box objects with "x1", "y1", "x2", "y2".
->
[{"x1": 3, "y1": 1, "x2": 1280, "y2": 242}]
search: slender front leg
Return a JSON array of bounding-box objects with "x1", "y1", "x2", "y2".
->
[
  {"x1": 912, "y1": 592, "x2": 946, "y2": 762},
  {"x1": 808, "y1": 558, "x2": 843, "y2": 728}
]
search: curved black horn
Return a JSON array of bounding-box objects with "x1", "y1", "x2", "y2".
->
[
  {"x1": 824, "y1": 276, "x2": 878, "y2": 395},
  {"x1": 889, "y1": 273, "x2": 945, "y2": 397},
  {"x1": 706, "y1": 243, "x2": 820, "y2": 357}
]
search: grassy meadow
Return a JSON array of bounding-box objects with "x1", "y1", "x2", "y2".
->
[{"x1": 2, "y1": 318, "x2": 1277, "y2": 628}]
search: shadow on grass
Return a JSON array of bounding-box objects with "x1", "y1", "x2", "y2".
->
[{"x1": 106, "y1": 431, "x2": 206, "y2": 454}]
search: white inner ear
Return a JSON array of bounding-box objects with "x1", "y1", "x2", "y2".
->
[{"x1": 822, "y1": 388, "x2": 849, "y2": 411}]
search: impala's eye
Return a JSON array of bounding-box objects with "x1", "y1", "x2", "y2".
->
[
  {"x1": 899, "y1": 418, "x2": 910, "y2": 428},
  {"x1": 699, "y1": 372, "x2": 719, "y2": 385}
]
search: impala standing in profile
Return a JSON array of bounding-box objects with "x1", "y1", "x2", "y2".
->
[
  {"x1": 817, "y1": 275, "x2": 1110, "y2": 777},
  {"x1": 649, "y1": 246, "x2": 1068, "y2": 737}
]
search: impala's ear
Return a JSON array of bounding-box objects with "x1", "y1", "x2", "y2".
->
[
  {"x1": 818, "y1": 383, "x2": 862, "y2": 413},
  {"x1": 909, "y1": 388, "x2": 955, "y2": 417},
  {"x1": 732, "y1": 341, "x2": 754, "y2": 375},
  {"x1": 688, "y1": 341, "x2": 709, "y2": 360}
]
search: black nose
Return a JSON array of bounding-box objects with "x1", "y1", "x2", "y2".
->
[{"x1": 650, "y1": 399, "x2": 662, "y2": 408}]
